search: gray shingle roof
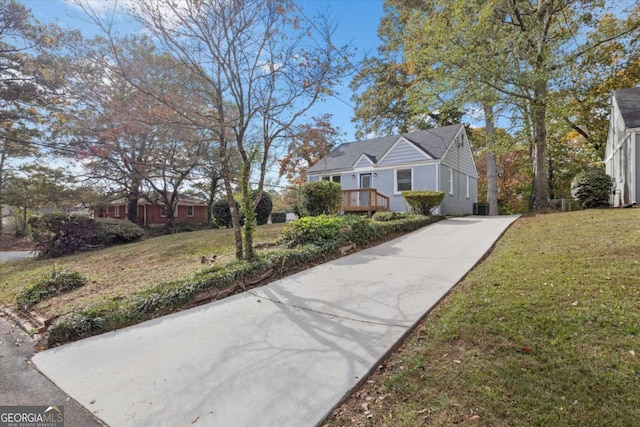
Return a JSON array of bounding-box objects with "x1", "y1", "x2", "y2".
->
[
  {"x1": 308, "y1": 124, "x2": 463, "y2": 173},
  {"x1": 614, "y1": 87, "x2": 640, "y2": 129}
]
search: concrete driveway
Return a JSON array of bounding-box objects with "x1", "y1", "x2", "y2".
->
[
  {"x1": 0, "y1": 251, "x2": 35, "y2": 263},
  {"x1": 32, "y1": 215, "x2": 519, "y2": 427}
]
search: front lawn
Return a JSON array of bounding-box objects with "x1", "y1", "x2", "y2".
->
[
  {"x1": 0, "y1": 224, "x2": 286, "y2": 318},
  {"x1": 324, "y1": 209, "x2": 640, "y2": 427}
]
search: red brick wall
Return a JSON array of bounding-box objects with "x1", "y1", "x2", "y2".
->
[{"x1": 95, "y1": 204, "x2": 208, "y2": 226}]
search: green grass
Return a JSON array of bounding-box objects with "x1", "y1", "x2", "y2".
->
[
  {"x1": 0, "y1": 224, "x2": 286, "y2": 317},
  {"x1": 325, "y1": 209, "x2": 640, "y2": 427}
]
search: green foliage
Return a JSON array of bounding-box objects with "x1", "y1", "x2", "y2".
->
[
  {"x1": 271, "y1": 212, "x2": 287, "y2": 223},
  {"x1": 16, "y1": 266, "x2": 88, "y2": 309},
  {"x1": 253, "y1": 190, "x2": 273, "y2": 226},
  {"x1": 343, "y1": 215, "x2": 380, "y2": 245},
  {"x1": 570, "y1": 168, "x2": 614, "y2": 208},
  {"x1": 372, "y1": 211, "x2": 410, "y2": 221},
  {"x1": 29, "y1": 214, "x2": 144, "y2": 258},
  {"x1": 299, "y1": 181, "x2": 341, "y2": 216},
  {"x1": 281, "y1": 213, "x2": 440, "y2": 249},
  {"x1": 281, "y1": 215, "x2": 346, "y2": 248},
  {"x1": 211, "y1": 199, "x2": 241, "y2": 228},
  {"x1": 401, "y1": 191, "x2": 445, "y2": 215},
  {"x1": 94, "y1": 217, "x2": 146, "y2": 243}
]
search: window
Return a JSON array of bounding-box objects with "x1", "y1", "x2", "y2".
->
[
  {"x1": 187, "y1": 205, "x2": 194, "y2": 217},
  {"x1": 396, "y1": 169, "x2": 412, "y2": 192},
  {"x1": 449, "y1": 168, "x2": 454, "y2": 195},
  {"x1": 114, "y1": 206, "x2": 120, "y2": 217},
  {"x1": 322, "y1": 175, "x2": 341, "y2": 183}
]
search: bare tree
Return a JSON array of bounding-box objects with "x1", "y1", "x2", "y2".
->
[{"x1": 75, "y1": 0, "x2": 352, "y2": 260}]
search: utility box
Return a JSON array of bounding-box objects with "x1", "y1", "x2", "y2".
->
[{"x1": 473, "y1": 203, "x2": 490, "y2": 215}]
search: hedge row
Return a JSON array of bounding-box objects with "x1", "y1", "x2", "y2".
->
[{"x1": 46, "y1": 214, "x2": 442, "y2": 347}]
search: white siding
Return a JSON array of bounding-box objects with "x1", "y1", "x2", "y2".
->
[{"x1": 605, "y1": 96, "x2": 639, "y2": 206}]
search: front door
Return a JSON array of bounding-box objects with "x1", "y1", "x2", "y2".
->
[{"x1": 360, "y1": 173, "x2": 372, "y2": 206}]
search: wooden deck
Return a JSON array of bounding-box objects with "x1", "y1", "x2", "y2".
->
[{"x1": 341, "y1": 189, "x2": 390, "y2": 217}]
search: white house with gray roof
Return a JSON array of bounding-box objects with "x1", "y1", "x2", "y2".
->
[
  {"x1": 307, "y1": 123, "x2": 478, "y2": 215},
  {"x1": 605, "y1": 87, "x2": 640, "y2": 207}
]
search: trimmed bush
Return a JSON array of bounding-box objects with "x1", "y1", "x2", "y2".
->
[
  {"x1": 212, "y1": 199, "x2": 241, "y2": 228},
  {"x1": 29, "y1": 214, "x2": 144, "y2": 258},
  {"x1": 571, "y1": 168, "x2": 614, "y2": 208},
  {"x1": 402, "y1": 190, "x2": 445, "y2": 215},
  {"x1": 281, "y1": 215, "x2": 346, "y2": 248},
  {"x1": 16, "y1": 267, "x2": 88, "y2": 310},
  {"x1": 253, "y1": 190, "x2": 273, "y2": 225},
  {"x1": 299, "y1": 181, "x2": 341, "y2": 216},
  {"x1": 372, "y1": 211, "x2": 410, "y2": 222},
  {"x1": 212, "y1": 193, "x2": 272, "y2": 227},
  {"x1": 271, "y1": 212, "x2": 287, "y2": 223},
  {"x1": 94, "y1": 217, "x2": 146, "y2": 244}
]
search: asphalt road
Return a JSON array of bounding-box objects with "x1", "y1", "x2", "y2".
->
[
  {"x1": 0, "y1": 251, "x2": 35, "y2": 263},
  {"x1": 0, "y1": 314, "x2": 104, "y2": 426}
]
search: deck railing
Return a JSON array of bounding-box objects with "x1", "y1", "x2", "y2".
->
[{"x1": 341, "y1": 189, "x2": 390, "y2": 216}]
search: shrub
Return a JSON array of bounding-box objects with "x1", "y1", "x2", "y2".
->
[
  {"x1": 29, "y1": 214, "x2": 144, "y2": 258},
  {"x1": 16, "y1": 267, "x2": 88, "y2": 310},
  {"x1": 94, "y1": 218, "x2": 145, "y2": 244},
  {"x1": 401, "y1": 190, "x2": 445, "y2": 215},
  {"x1": 271, "y1": 212, "x2": 287, "y2": 223},
  {"x1": 571, "y1": 168, "x2": 614, "y2": 208},
  {"x1": 372, "y1": 211, "x2": 410, "y2": 222},
  {"x1": 299, "y1": 181, "x2": 341, "y2": 216},
  {"x1": 281, "y1": 215, "x2": 345, "y2": 248},
  {"x1": 253, "y1": 190, "x2": 273, "y2": 225},
  {"x1": 342, "y1": 215, "x2": 379, "y2": 245},
  {"x1": 212, "y1": 199, "x2": 241, "y2": 228}
]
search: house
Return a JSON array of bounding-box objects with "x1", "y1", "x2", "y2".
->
[
  {"x1": 307, "y1": 123, "x2": 478, "y2": 215},
  {"x1": 95, "y1": 194, "x2": 209, "y2": 226},
  {"x1": 605, "y1": 87, "x2": 640, "y2": 207}
]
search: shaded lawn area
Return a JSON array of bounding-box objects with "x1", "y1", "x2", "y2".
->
[
  {"x1": 324, "y1": 209, "x2": 640, "y2": 427},
  {"x1": 0, "y1": 224, "x2": 286, "y2": 318}
]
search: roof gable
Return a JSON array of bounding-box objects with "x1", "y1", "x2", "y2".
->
[
  {"x1": 613, "y1": 87, "x2": 640, "y2": 129},
  {"x1": 378, "y1": 137, "x2": 433, "y2": 166},
  {"x1": 353, "y1": 153, "x2": 376, "y2": 168}
]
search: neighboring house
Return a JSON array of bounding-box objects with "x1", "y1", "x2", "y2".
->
[
  {"x1": 307, "y1": 123, "x2": 478, "y2": 215},
  {"x1": 605, "y1": 87, "x2": 640, "y2": 207},
  {"x1": 95, "y1": 194, "x2": 209, "y2": 226}
]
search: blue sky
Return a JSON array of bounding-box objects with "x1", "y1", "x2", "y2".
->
[{"x1": 21, "y1": 0, "x2": 387, "y2": 142}]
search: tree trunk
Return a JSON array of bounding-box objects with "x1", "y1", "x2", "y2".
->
[
  {"x1": 206, "y1": 170, "x2": 220, "y2": 227},
  {"x1": 0, "y1": 148, "x2": 6, "y2": 234},
  {"x1": 531, "y1": 83, "x2": 551, "y2": 210},
  {"x1": 483, "y1": 103, "x2": 499, "y2": 215},
  {"x1": 127, "y1": 177, "x2": 142, "y2": 224},
  {"x1": 242, "y1": 185, "x2": 257, "y2": 262}
]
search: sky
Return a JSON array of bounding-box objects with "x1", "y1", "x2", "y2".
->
[{"x1": 20, "y1": 0, "x2": 387, "y2": 143}]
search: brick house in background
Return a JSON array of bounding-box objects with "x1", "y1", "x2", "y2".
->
[{"x1": 95, "y1": 194, "x2": 209, "y2": 227}]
